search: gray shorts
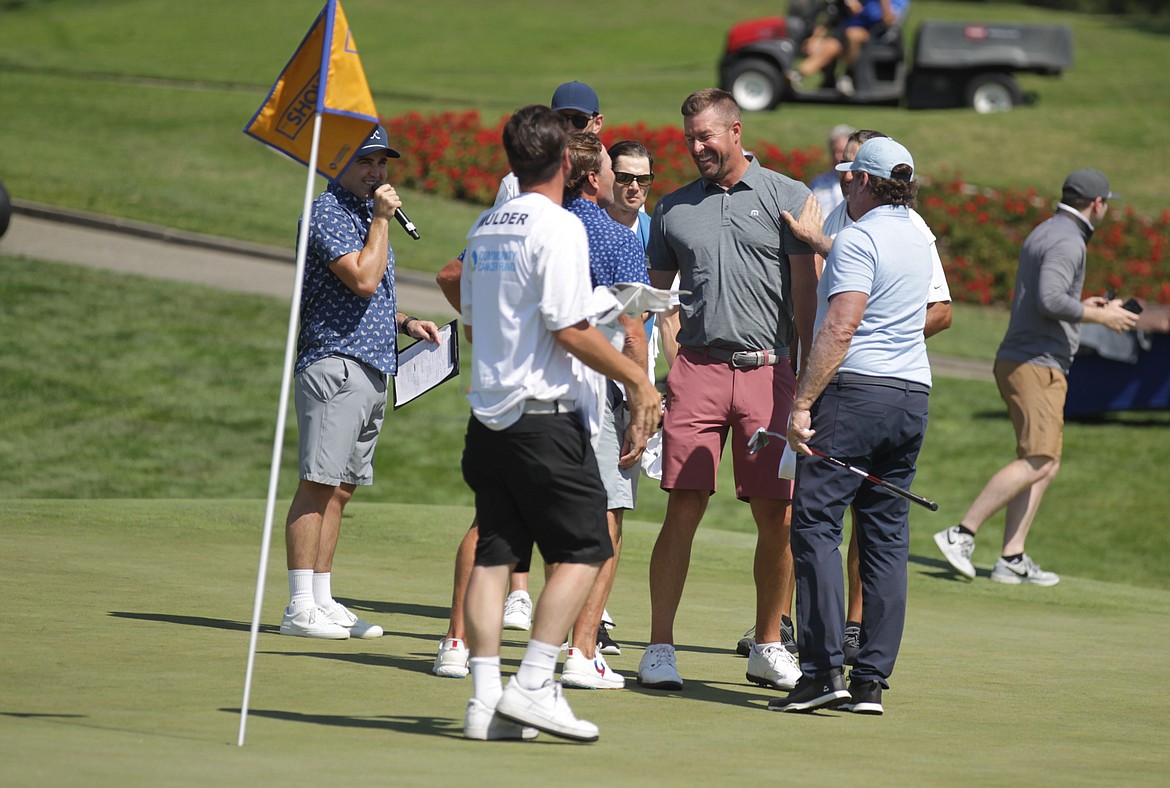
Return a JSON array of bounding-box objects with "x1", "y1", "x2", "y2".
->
[
  {"x1": 295, "y1": 356, "x2": 387, "y2": 486},
  {"x1": 595, "y1": 388, "x2": 638, "y2": 510}
]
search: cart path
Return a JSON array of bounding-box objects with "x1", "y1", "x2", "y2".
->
[{"x1": 1, "y1": 200, "x2": 989, "y2": 381}]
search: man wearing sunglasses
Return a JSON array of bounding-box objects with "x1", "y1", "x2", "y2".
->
[{"x1": 493, "y1": 81, "x2": 605, "y2": 207}]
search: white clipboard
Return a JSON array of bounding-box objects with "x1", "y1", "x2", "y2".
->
[{"x1": 393, "y1": 319, "x2": 459, "y2": 409}]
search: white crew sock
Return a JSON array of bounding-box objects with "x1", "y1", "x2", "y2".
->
[
  {"x1": 312, "y1": 572, "x2": 336, "y2": 610},
  {"x1": 288, "y1": 569, "x2": 315, "y2": 611},
  {"x1": 515, "y1": 639, "x2": 561, "y2": 690},
  {"x1": 469, "y1": 656, "x2": 503, "y2": 708}
]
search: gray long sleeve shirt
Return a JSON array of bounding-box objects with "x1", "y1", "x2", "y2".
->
[{"x1": 996, "y1": 206, "x2": 1093, "y2": 374}]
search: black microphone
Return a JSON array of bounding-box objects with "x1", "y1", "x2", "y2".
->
[
  {"x1": 373, "y1": 182, "x2": 420, "y2": 240},
  {"x1": 395, "y1": 207, "x2": 420, "y2": 241}
]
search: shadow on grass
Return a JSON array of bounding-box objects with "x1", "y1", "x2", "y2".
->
[
  {"x1": 623, "y1": 679, "x2": 846, "y2": 717},
  {"x1": 1, "y1": 712, "x2": 87, "y2": 719},
  {"x1": 108, "y1": 611, "x2": 279, "y2": 633},
  {"x1": 908, "y1": 552, "x2": 989, "y2": 582},
  {"x1": 222, "y1": 706, "x2": 462, "y2": 739},
  {"x1": 222, "y1": 707, "x2": 583, "y2": 744},
  {"x1": 336, "y1": 598, "x2": 449, "y2": 620}
]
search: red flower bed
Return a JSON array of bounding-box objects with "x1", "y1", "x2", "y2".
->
[{"x1": 384, "y1": 111, "x2": 1169, "y2": 306}]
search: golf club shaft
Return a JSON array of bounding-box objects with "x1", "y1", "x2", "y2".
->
[{"x1": 807, "y1": 447, "x2": 939, "y2": 511}]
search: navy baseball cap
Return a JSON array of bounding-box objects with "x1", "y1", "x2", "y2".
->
[
  {"x1": 352, "y1": 125, "x2": 401, "y2": 161},
  {"x1": 551, "y1": 81, "x2": 600, "y2": 115}
]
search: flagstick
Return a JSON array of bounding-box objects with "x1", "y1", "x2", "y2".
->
[{"x1": 237, "y1": 112, "x2": 324, "y2": 747}]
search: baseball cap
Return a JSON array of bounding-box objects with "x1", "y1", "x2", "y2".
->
[
  {"x1": 1062, "y1": 169, "x2": 1119, "y2": 202},
  {"x1": 352, "y1": 124, "x2": 401, "y2": 161},
  {"x1": 836, "y1": 137, "x2": 915, "y2": 181},
  {"x1": 550, "y1": 81, "x2": 600, "y2": 115}
]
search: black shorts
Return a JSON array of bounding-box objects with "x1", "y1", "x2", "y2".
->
[{"x1": 462, "y1": 413, "x2": 613, "y2": 568}]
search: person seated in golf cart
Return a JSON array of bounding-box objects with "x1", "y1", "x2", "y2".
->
[{"x1": 788, "y1": 0, "x2": 908, "y2": 95}]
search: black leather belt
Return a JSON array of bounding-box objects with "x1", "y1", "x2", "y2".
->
[{"x1": 831, "y1": 372, "x2": 930, "y2": 395}]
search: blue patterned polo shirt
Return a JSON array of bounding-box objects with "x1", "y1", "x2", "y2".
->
[
  {"x1": 565, "y1": 197, "x2": 650, "y2": 289},
  {"x1": 296, "y1": 181, "x2": 398, "y2": 376}
]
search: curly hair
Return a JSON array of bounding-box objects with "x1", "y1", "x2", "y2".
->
[{"x1": 866, "y1": 164, "x2": 918, "y2": 208}]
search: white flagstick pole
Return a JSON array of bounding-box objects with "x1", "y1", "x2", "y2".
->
[{"x1": 238, "y1": 112, "x2": 324, "y2": 747}]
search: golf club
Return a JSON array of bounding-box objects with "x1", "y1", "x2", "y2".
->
[{"x1": 748, "y1": 428, "x2": 939, "y2": 511}]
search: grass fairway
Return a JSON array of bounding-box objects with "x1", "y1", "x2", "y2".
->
[{"x1": 3, "y1": 499, "x2": 1168, "y2": 786}]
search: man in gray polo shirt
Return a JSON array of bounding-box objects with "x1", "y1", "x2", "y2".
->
[
  {"x1": 933, "y1": 169, "x2": 1138, "y2": 587},
  {"x1": 639, "y1": 88, "x2": 817, "y2": 692}
]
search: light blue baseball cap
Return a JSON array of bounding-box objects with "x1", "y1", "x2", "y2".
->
[{"x1": 836, "y1": 137, "x2": 914, "y2": 181}]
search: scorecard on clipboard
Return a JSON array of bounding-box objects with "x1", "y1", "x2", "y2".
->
[{"x1": 392, "y1": 319, "x2": 460, "y2": 409}]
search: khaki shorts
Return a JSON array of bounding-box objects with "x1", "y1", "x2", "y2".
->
[{"x1": 994, "y1": 359, "x2": 1066, "y2": 460}]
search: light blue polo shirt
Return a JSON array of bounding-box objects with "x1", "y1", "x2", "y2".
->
[{"x1": 818, "y1": 204, "x2": 932, "y2": 386}]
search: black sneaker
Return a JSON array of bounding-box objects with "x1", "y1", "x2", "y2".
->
[
  {"x1": 780, "y1": 617, "x2": 798, "y2": 655},
  {"x1": 597, "y1": 623, "x2": 621, "y2": 656},
  {"x1": 767, "y1": 667, "x2": 850, "y2": 713},
  {"x1": 841, "y1": 678, "x2": 884, "y2": 715},
  {"x1": 843, "y1": 622, "x2": 862, "y2": 667},
  {"x1": 736, "y1": 626, "x2": 755, "y2": 657}
]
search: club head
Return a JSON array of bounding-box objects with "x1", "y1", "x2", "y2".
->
[{"x1": 747, "y1": 428, "x2": 785, "y2": 455}]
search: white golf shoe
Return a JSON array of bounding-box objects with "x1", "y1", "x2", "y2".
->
[
  {"x1": 463, "y1": 698, "x2": 538, "y2": 741},
  {"x1": 637, "y1": 643, "x2": 683, "y2": 691},
  {"x1": 433, "y1": 636, "x2": 470, "y2": 678},
  {"x1": 279, "y1": 605, "x2": 350, "y2": 639},
  {"x1": 495, "y1": 679, "x2": 599, "y2": 742},
  {"x1": 561, "y1": 648, "x2": 625, "y2": 690},
  {"x1": 320, "y1": 602, "x2": 383, "y2": 638},
  {"x1": 746, "y1": 641, "x2": 802, "y2": 690}
]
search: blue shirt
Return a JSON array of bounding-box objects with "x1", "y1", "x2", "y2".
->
[
  {"x1": 818, "y1": 205, "x2": 932, "y2": 386},
  {"x1": 566, "y1": 198, "x2": 649, "y2": 289},
  {"x1": 296, "y1": 181, "x2": 398, "y2": 376}
]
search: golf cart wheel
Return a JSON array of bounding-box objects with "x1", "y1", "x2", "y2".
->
[
  {"x1": 727, "y1": 58, "x2": 782, "y2": 111},
  {"x1": 965, "y1": 73, "x2": 1022, "y2": 114}
]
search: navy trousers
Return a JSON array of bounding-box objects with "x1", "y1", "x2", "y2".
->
[{"x1": 792, "y1": 377, "x2": 928, "y2": 687}]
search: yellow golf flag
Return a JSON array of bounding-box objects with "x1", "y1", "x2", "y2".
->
[{"x1": 244, "y1": 0, "x2": 379, "y2": 179}]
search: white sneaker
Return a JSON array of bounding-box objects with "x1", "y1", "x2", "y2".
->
[
  {"x1": 637, "y1": 643, "x2": 683, "y2": 690},
  {"x1": 991, "y1": 554, "x2": 1060, "y2": 586},
  {"x1": 433, "y1": 636, "x2": 470, "y2": 678},
  {"x1": 320, "y1": 602, "x2": 382, "y2": 638},
  {"x1": 746, "y1": 641, "x2": 802, "y2": 690},
  {"x1": 601, "y1": 608, "x2": 616, "y2": 629},
  {"x1": 495, "y1": 679, "x2": 599, "y2": 742},
  {"x1": 502, "y1": 591, "x2": 533, "y2": 631},
  {"x1": 836, "y1": 75, "x2": 855, "y2": 96},
  {"x1": 279, "y1": 605, "x2": 350, "y2": 639},
  {"x1": 934, "y1": 526, "x2": 976, "y2": 580},
  {"x1": 561, "y1": 648, "x2": 625, "y2": 690},
  {"x1": 462, "y1": 698, "x2": 538, "y2": 741}
]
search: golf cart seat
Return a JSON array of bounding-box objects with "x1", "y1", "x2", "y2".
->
[{"x1": 850, "y1": 22, "x2": 906, "y2": 95}]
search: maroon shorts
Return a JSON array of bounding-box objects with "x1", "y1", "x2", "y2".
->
[{"x1": 660, "y1": 347, "x2": 796, "y2": 500}]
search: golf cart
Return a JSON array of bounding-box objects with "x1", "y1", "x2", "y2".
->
[{"x1": 719, "y1": 0, "x2": 1073, "y2": 113}]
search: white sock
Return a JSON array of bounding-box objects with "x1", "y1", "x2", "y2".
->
[
  {"x1": 288, "y1": 570, "x2": 314, "y2": 611},
  {"x1": 515, "y1": 639, "x2": 561, "y2": 690},
  {"x1": 313, "y1": 572, "x2": 335, "y2": 610},
  {"x1": 469, "y1": 656, "x2": 503, "y2": 708}
]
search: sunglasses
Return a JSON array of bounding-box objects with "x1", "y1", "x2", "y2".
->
[
  {"x1": 563, "y1": 113, "x2": 597, "y2": 130},
  {"x1": 614, "y1": 171, "x2": 655, "y2": 188}
]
